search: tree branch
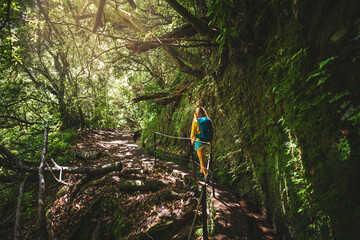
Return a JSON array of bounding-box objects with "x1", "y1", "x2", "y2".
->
[
  {"x1": 0, "y1": 144, "x2": 25, "y2": 169},
  {"x1": 125, "y1": 0, "x2": 136, "y2": 9},
  {"x1": 21, "y1": 65, "x2": 59, "y2": 96},
  {"x1": 164, "y1": 0, "x2": 217, "y2": 37},
  {"x1": 92, "y1": 0, "x2": 106, "y2": 33},
  {"x1": 133, "y1": 92, "x2": 169, "y2": 103},
  {"x1": 125, "y1": 24, "x2": 199, "y2": 52},
  {"x1": 0, "y1": 115, "x2": 36, "y2": 125},
  {"x1": 163, "y1": 46, "x2": 204, "y2": 79}
]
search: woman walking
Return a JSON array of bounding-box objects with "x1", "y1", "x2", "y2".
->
[{"x1": 190, "y1": 107, "x2": 214, "y2": 179}]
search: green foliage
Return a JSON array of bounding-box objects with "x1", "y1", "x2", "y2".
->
[
  {"x1": 195, "y1": 228, "x2": 203, "y2": 237},
  {"x1": 105, "y1": 197, "x2": 132, "y2": 238},
  {"x1": 0, "y1": 0, "x2": 359, "y2": 239},
  {"x1": 140, "y1": 1, "x2": 360, "y2": 239},
  {"x1": 208, "y1": 0, "x2": 237, "y2": 48},
  {"x1": 21, "y1": 190, "x2": 37, "y2": 220},
  {"x1": 0, "y1": 0, "x2": 25, "y2": 71},
  {"x1": 47, "y1": 128, "x2": 78, "y2": 165}
]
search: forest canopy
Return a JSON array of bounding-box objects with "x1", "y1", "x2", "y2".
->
[{"x1": 1, "y1": 0, "x2": 231, "y2": 130}]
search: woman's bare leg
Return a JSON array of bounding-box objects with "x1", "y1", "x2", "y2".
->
[{"x1": 197, "y1": 149, "x2": 207, "y2": 177}]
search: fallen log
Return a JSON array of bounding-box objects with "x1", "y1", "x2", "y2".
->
[
  {"x1": 0, "y1": 144, "x2": 123, "y2": 176},
  {"x1": 18, "y1": 161, "x2": 123, "y2": 175},
  {"x1": 118, "y1": 179, "x2": 166, "y2": 192},
  {"x1": 122, "y1": 168, "x2": 147, "y2": 175},
  {"x1": 74, "y1": 151, "x2": 102, "y2": 160},
  {"x1": 87, "y1": 171, "x2": 118, "y2": 186},
  {"x1": 158, "y1": 189, "x2": 182, "y2": 200}
]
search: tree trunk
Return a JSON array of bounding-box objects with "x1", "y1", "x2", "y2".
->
[
  {"x1": 38, "y1": 126, "x2": 49, "y2": 240},
  {"x1": 92, "y1": 0, "x2": 106, "y2": 33},
  {"x1": 14, "y1": 176, "x2": 27, "y2": 240}
]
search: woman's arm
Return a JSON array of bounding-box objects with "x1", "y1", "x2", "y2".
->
[{"x1": 190, "y1": 119, "x2": 198, "y2": 145}]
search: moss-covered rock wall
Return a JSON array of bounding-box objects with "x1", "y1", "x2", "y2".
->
[{"x1": 142, "y1": 1, "x2": 360, "y2": 238}]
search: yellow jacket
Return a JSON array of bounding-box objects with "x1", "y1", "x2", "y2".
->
[{"x1": 190, "y1": 118, "x2": 214, "y2": 147}]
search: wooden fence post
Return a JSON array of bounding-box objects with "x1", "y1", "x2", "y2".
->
[
  {"x1": 154, "y1": 132, "x2": 157, "y2": 166},
  {"x1": 210, "y1": 147, "x2": 215, "y2": 197},
  {"x1": 190, "y1": 140, "x2": 197, "y2": 181},
  {"x1": 201, "y1": 184, "x2": 208, "y2": 240}
]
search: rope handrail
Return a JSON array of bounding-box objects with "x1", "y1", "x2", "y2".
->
[
  {"x1": 153, "y1": 131, "x2": 213, "y2": 170},
  {"x1": 154, "y1": 131, "x2": 211, "y2": 144}
]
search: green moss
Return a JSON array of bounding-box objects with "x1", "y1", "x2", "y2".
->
[{"x1": 140, "y1": 1, "x2": 360, "y2": 238}]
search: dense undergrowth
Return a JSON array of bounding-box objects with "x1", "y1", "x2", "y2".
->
[{"x1": 140, "y1": 0, "x2": 360, "y2": 239}]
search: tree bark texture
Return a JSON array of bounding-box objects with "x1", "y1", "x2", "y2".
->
[
  {"x1": 74, "y1": 151, "x2": 102, "y2": 160},
  {"x1": 125, "y1": 24, "x2": 198, "y2": 52},
  {"x1": 27, "y1": 161, "x2": 123, "y2": 175},
  {"x1": 125, "y1": 0, "x2": 136, "y2": 9},
  {"x1": 14, "y1": 176, "x2": 27, "y2": 240},
  {"x1": 38, "y1": 126, "x2": 49, "y2": 240},
  {"x1": 92, "y1": 0, "x2": 106, "y2": 33},
  {"x1": 163, "y1": 0, "x2": 217, "y2": 37},
  {"x1": 132, "y1": 92, "x2": 169, "y2": 103},
  {"x1": 90, "y1": 0, "x2": 146, "y2": 33}
]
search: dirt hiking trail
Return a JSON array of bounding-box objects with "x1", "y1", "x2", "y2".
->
[{"x1": 46, "y1": 129, "x2": 277, "y2": 240}]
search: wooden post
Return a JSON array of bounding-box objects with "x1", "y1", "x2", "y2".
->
[
  {"x1": 190, "y1": 140, "x2": 197, "y2": 181},
  {"x1": 38, "y1": 125, "x2": 49, "y2": 240},
  {"x1": 154, "y1": 132, "x2": 157, "y2": 166},
  {"x1": 201, "y1": 184, "x2": 208, "y2": 240},
  {"x1": 210, "y1": 147, "x2": 215, "y2": 197}
]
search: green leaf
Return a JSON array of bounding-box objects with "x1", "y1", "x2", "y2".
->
[{"x1": 330, "y1": 29, "x2": 347, "y2": 42}]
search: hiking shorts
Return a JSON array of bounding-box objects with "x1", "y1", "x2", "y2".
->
[{"x1": 194, "y1": 140, "x2": 210, "y2": 151}]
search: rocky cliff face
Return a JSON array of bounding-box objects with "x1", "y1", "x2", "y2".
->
[{"x1": 142, "y1": 1, "x2": 360, "y2": 238}]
